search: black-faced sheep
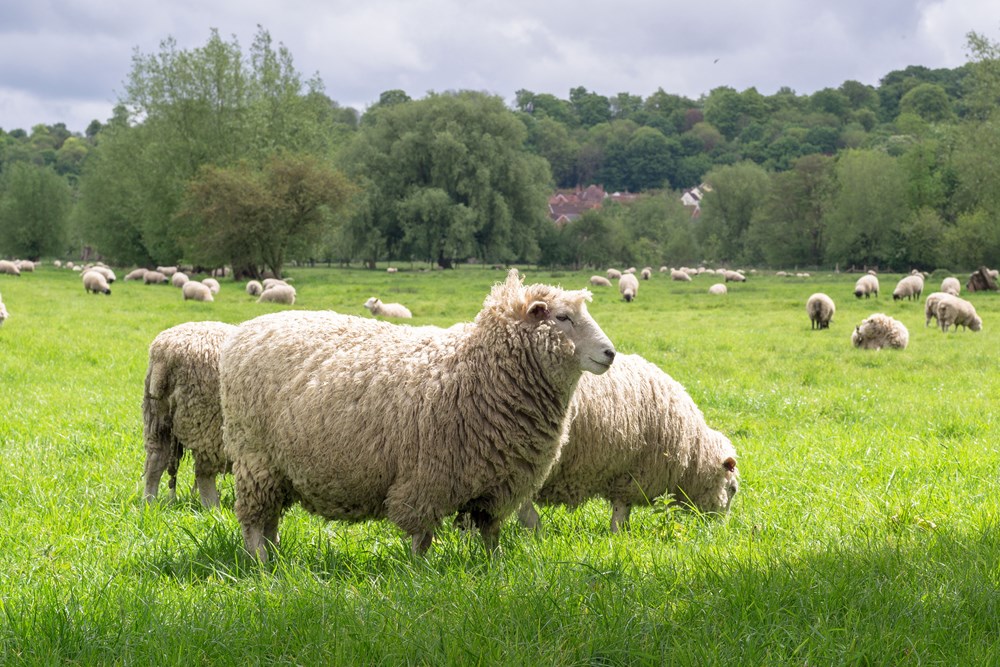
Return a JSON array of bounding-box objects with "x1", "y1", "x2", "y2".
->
[
  {"x1": 723, "y1": 270, "x2": 746, "y2": 282},
  {"x1": 82, "y1": 270, "x2": 111, "y2": 295},
  {"x1": 806, "y1": 293, "x2": 835, "y2": 330},
  {"x1": 219, "y1": 269, "x2": 617, "y2": 559},
  {"x1": 143, "y1": 321, "x2": 237, "y2": 507},
  {"x1": 851, "y1": 313, "x2": 908, "y2": 350},
  {"x1": 892, "y1": 275, "x2": 923, "y2": 301},
  {"x1": 854, "y1": 274, "x2": 879, "y2": 299},
  {"x1": 640, "y1": 267, "x2": 652, "y2": 280},
  {"x1": 936, "y1": 294, "x2": 982, "y2": 332},
  {"x1": 517, "y1": 354, "x2": 738, "y2": 533},
  {"x1": 363, "y1": 296, "x2": 412, "y2": 319},
  {"x1": 619, "y1": 273, "x2": 639, "y2": 302},
  {"x1": 0, "y1": 260, "x2": 21, "y2": 277}
]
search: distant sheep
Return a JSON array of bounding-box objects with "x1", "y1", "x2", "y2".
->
[
  {"x1": 262, "y1": 278, "x2": 288, "y2": 290},
  {"x1": 171, "y1": 272, "x2": 189, "y2": 288},
  {"x1": 202, "y1": 278, "x2": 221, "y2": 295},
  {"x1": 892, "y1": 274, "x2": 923, "y2": 301},
  {"x1": 0, "y1": 260, "x2": 21, "y2": 277},
  {"x1": 671, "y1": 269, "x2": 692, "y2": 282},
  {"x1": 87, "y1": 265, "x2": 116, "y2": 283},
  {"x1": 182, "y1": 281, "x2": 214, "y2": 302},
  {"x1": 363, "y1": 296, "x2": 412, "y2": 319},
  {"x1": 936, "y1": 294, "x2": 982, "y2": 332},
  {"x1": 245, "y1": 280, "x2": 263, "y2": 296},
  {"x1": 941, "y1": 277, "x2": 960, "y2": 296},
  {"x1": 144, "y1": 271, "x2": 168, "y2": 285},
  {"x1": 854, "y1": 274, "x2": 879, "y2": 299},
  {"x1": 723, "y1": 270, "x2": 746, "y2": 282},
  {"x1": 156, "y1": 266, "x2": 178, "y2": 277},
  {"x1": 124, "y1": 268, "x2": 148, "y2": 281},
  {"x1": 924, "y1": 292, "x2": 948, "y2": 327},
  {"x1": 806, "y1": 293, "x2": 835, "y2": 330},
  {"x1": 708, "y1": 283, "x2": 727, "y2": 295},
  {"x1": 257, "y1": 284, "x2": 296, "y2": 305},
  {"x1": 640, "y1": 267, "x2": 652, "y2": 280},
  {"x1": 607, "y1": 268, "x2": 622, "y2": 280},
  {"x1": 143, "y1": 321, "x2": 237, "y2": 507},
  {"x1": 589, "y1": 276, "x2": 612, "y2": 287},
  {"x1": 386, "y1": 267, "x2": 398, "y2": 274},
  {"x1": 619, "y1": 273, "x2": 639, "y2": 302},
  {"x1": 16, "y1": 260, "x2": 34, "y2": 272},
  {"x1": 82, "y1": 270, "x2": 111, "y2": 295},
  {"x1": 518, "y1": 354, "x2": 738, "y2": 533},
  {"x1": 851, "y1": 313, "x2": 908, "y2": 350}
]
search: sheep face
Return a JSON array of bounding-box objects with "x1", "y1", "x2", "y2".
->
[
  {"x1": 531, "y1": 295, "x2": 616, "y2": 376},
  {"x1": 363, "y1": 297, "x2": 380, "y2": 312}
]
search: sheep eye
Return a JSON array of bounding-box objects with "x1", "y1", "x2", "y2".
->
[{"x1": 555, "y1": 315, "x2": 572, "y2": 323}]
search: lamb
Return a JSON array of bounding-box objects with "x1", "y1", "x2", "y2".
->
[
  {"x1": 607, "y1": 269, "x2": 622, "y2": 280},
  {"x1": 941, "y1": 277, "x2": 961, "y2": 296},
  {"x1": 363, "y1": 296, "x2": 412, "y2": 319},
  {"x1": 201, "y1": 278, "x2": 221, "y2": 294},
  {"x1": 82, "y1": 270, "x2": 111, "y2": 295},
  {"x1": 589, "y1": 276, "x2": 612, "y2": 287},
  {"x1": 708, "y1": 283, "x2": 727, "y2": 295},
  {"x1": 640, "y1": 267, "x2": 652, "y2": 280},
  {"x1": 0, "y1": 260, "x2": 21, "y2": 277},
  {"x1": 854, "y1": 274, "x2": 879, "y2": 299},
  {"x1": 619, "y1": 273, "x2": 639, "y2": 302},
  {"x1": 671, "y1": 269, "x2": 692, "y2": 282},
  {"x1": 257, "y1": 284, "x2": 296, "y2": 305},
  {"x1": 924, "y1": 292, "x2": 949, "y2": 327},
  {"x1": 517, "y1": 354, "x2": 738, "y2": 533},
  {"x1": 124, "y1": 268, "x2": 148, "y2": 281},
  {"x1": 936, "y1": 294, "x2": 982, "y2": 332},
  {"x1": 182, "y1": 281, "x2": 214, "y2": 302},
  {"x1": 892, "y1": 274, "x2": 923, "y2": 301},
  {"x1": 0, "y1": 292, "x2": 7, "y2": 326},
  {"x1": 171, "y1": 272, "x2": 189, "y2": 288},
  {"x1": 219, "y1": 269, "x2": 617, "y2": 559},
  {"x1": 245, "y1": 280, "x2": 263, "y2": 296},
  {"x1": 806, "y1": 293, "x2": 835, "y2": 330},
  {"x1": 851, "y1": 313, "x2": 908, "y2": 350},
  {"x1": 144, "y1": 271, "x2": 168, "y2": 285},
  {"x1": 143, "y1": 321, "x2": 237, "y2": 507}
]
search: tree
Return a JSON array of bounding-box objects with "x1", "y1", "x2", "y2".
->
[
  {"x1": 0, "y1": 162, "x2": 71, "y2": 259},
  {"x1": 697, "y1": 161, "x2": 771, "y2": 263},
  {"x1": 899, "y1": 83, "x2": 954, "y2": 122}
]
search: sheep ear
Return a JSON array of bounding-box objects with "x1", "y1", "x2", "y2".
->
[
  {"x1": 526, "y1": 300, "x2": 549, "y2": 321},
  {"x1": 723, "y1": 457, "x2": 736, "y2": 472}
]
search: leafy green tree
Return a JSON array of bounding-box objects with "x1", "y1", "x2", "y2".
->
[
  {"x1": 525, "y1": 117, "x2": 579, "y2": 188},
  {"x1": 569, "y1": 87, "x2": 612, "y2": 127},
  {"x1": 942, "y1": 208, "x2": 1000, "y2": 268},
  {"x1": 703, "y1": 86, "x2": 768, "y2": 140},
  {"x1": 899, "y1": 83, "x2": 954, "y2": 122},
  {"x1": 896, "y1": 207, "x2": 945, "y2": 269},
  {"x1": 697, "y1": 161, "x2": 770, "y2": 262},
  {"x1": 0, "y1": 162, "x2": 71, "y2": 259}
]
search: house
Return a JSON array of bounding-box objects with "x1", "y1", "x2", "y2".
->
[
  {"x1": 681, "y1": 182, "x2": 712, "y2": 218},
  {"x1": 548, "y1": 185, "x2": 639, "y2": 225}
]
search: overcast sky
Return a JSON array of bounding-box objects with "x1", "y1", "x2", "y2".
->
[{"x1": 2, "y1": 0, "x2": 1000, "y2": 135}]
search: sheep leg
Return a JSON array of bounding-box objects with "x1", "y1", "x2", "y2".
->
[
  {"x1": 469, "y1": 510, "x2": 502, "y2": 553},
  {"x1": 233, "y1": 460, "x2": 286, "y2": 561},
  {"x1": 142, "y1": 449, "x2": 169, "y2": 503},
  {"x1": 195, "y1": 475, "x2": 220, "y2": 508},
  {"x1": 610, "y1": 502, "x2": 632, "y2": 533},
  {"x1": 410, "y1": 532, "x2": 434, "y2": 555},
  {"x1": 516, "y1": 501, "x2": 541, "y2": 532}
]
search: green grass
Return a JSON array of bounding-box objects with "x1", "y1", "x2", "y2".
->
[{"x1": 1, "y1": 266, "x2": 999, "y2": 665}]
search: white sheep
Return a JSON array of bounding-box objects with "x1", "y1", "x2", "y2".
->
[
  {"x1": 0, "y1": 260, "x2": 21, "y2": 277},
  {"x1": 363, "y1": 296, "x2": 412, "y2": 319},
  {"x1": 671, "y1": 269, "x2": 692, "y2": 282},
  {"x1": 262, "y1": 278, "x2": 288, "y2": 290},
  {"x1": 143, "y1": 321, "x2": 237, "y2": 507},
  {"x1": 87, "y1": 265, "x2": 116, "y2": 283},
  {"x1": 589, "y1": 276, "x2": 612, "y2": 287},
  {"x1": 640, "y1": 267, "x2": 652, "y2": 280},
  {"x1": 144, "y1": 270, "x2": 168, "y2": 285},
  {"x1": 245, "y1": 280, "x2": 263, "y2": 296},
  {"x1": 853, "y1": 274, "x2": 879, "y2": 299},
  {"x1": 517, "y1": 354, "x2": 738, "y2": 533},
  {"x1": 924, "y1": 292, "x2": 949, "y2": 327},
  {"x1": 182, "y1": 281, "x2": 214, "y2": 302},
  {"x1": 892, "y1": 274, "x2": 923, "y2": 301},
  {"x1": 82, "y1": 270, "x2": 111, "y2": 295},
  {"x1": 219, "y1": 269, "x2": 617, "y2": 559},
  {"x1": 619, "y1": 273, "x2": 639, "y2": 302},
  {"x1": 936, "y1": 294, "x2": 982, "y2": 332},
  {"x1": 723, "y1": 270, "x2": 746, "y2": 282},
  {"x1": 124, "y1": 268, "x2": 148, "y2": 281},
  {"x1": 16, "y1": 260, "x2": 34, "y2": 272},
  {"x1": 0, "y1": 292, "x2": 8, "y2": 326},
  {"x1": 201, "y1": 278, "x2": 221, "y2": 294},
  {"x1": 171, "y1": 272, "x2": 189, "y2": 288},
  {"x1": 806, "y1": 293, "x2": 835, "y2": 330},
  {"x1": 851, "y1": 313, "x2": 909, "y2": 350},
  {"x1": 708, "y1": 283, "x2": 727, "y2": 295},
  {"x1": 257, "y1": 284, "x2": 296, "y2": 305},
  {"x1": 941, "y1": 277, "x2": 960, "y2": 296},
  {"x1": 387, "y1": 267, "x2": 398, "y2": 274},
  {"x1": 607, "y1": 268, "x2": 622, "y2": 280},
  {"x1": 156, "y1": 266, "x2": 178, "y2": 277}
]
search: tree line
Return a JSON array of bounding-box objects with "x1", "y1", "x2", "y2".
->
[{"x1": 1, "y1": 26, "x2": 1000, "y2": 275}]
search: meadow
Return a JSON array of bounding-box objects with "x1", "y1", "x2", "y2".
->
[{"x1": 0, "y1": 265, "x2": 998, "y2": 665}]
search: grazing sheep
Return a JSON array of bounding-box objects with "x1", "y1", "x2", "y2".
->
[
  {"x1": 671, "y1": 269, "x2": 692, "y2": 282},
  {"x1": 143, "y1": 270, "x2": 168, "y2": 285},
  {"x1": 607, "y1": 268, "x2": 622, "y2": 280},
  {"x1": 87, "y1": 265, "x2": 116, "y2": 283},
  {"x1": 708, "y1": 283, "x2": 727, "y2": 295},
  {"x1": 171, "y1": 272, "x2": 189, "y2": 288},
  {"x1": 363, "y1": 296, "x2": 412, "y2": 319},
  {"x1": 854, "y1": 274, "x2": 879, "y2": 299},
  {"x1": 53, "y1": 260, "x2": 62, "y2": 268},
  {"x1": 182, "y1": 281, "x2": 214, "y2": 302},
  {"x1": 245, "y1": 280, "x2": 263, "y2": 296},
  {"x1": 16, "y1": 260, "x2": 34, "y2": 272},
  {"x1": 220, "y1": 269, "x2": 617, "y2": 559},
  {"x1": 589, "y1": 276, "x2": 612, "y2": 287},
  {"x1": 806, "y1": 293, "x2": 836, "y2": 330},
  {"x1": 257, "y1": 284, "x2": 296, "y2": 305},
  {"x1": 619, "y1": 273, "x2": 639, "y2": 302},
  {"x1": 156, "y1": 266, "x2": 178, "y2": 277},
  {"x1": 936, "y1": 294, "x2": 982, "y2": 332},
  {"x1": 0, "y1": 292, "x2": 7, "y2": 326},
  {"x1": 517, "y1": 354, "x2": 738, "y2": 533},
  {"x1": 851, "y1": 313, "x2": 908, "y2": 350},
  {"x1": 143, "y1": 321, "x2": 237, "y2": 507},
  {"x1": 640, "y1": 267, "x2": 652, "y2": 280},
  {"x1": 924, "y1": 292, "x2": 949, "y2": 327},
  {"x1": 202, "y1": 278, "x2": 221, "y2": 295},
  {"x1": 723, "y1": 270, "x2": 746, "y2": 282},
  {"x1": 892, "y1": 274, "x2": 923, "y2": 301},
  {"x1": 82, "y1": 270, "x2": 111, "y2": 295},
  {"x1": 941, "y1": 277, "x2": 961, "y2": 296},
  {"x1": 0, "y1": 260, "x2": 21, "y2": 277},
  {"x1": 262, "y1": 278, "x2": 288, "y2": 290},
  {"x1": 125, "y1": 268, "x2": 148, "y2": 281},
  {"x1": 659, "y1": 266, "x2": 668, "y2": 273},
  {"x1": 387, "y1": 267, "x2": 398, "y2": 274}
]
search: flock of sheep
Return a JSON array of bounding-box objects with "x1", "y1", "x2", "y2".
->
[{"x1": 590, "y1": 265, "x2": 747, "y2": 303}]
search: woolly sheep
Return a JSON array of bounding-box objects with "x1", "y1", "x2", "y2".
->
[
  {"x1": 851, "y1": 313, "x2": 908, "y2": 350},
  {"x1": 607, "y1": 268, "x2": 622, "y2": 280},
  {"x1": 82, "y1": 270, "x2": 111, "y2": 295},
  {"x1": 245, "y1": 280, "x2": 263, "y2": 296},
  {"x1": 202, "y1": 278, "x2": 221, "y2": 295},
  {"x1": 219, "y1": 269, "x2": 617, "y2": 559},
  {"x1": 924, "y1": 292, "x2": 948, "y2": 327},
  {"x1": 53, "y1": 260, "x2": 62, "y2": 268},
  {"x1": 363, "y1": 296, "x2": 412, "y2": 319},
  {"x1": 182, "y1": 281, "x2": 214, "y2": 302},
  {"x1": 517, "y1": 354, "x2": 738, "y2": 533},
  {"x1": 144, "y1": 270, "x2": 168, "y2": 285},
  {"x1": 262, "y1": 278, "x2": 288, "y2": 290},
  {"x1": 156, "y1": 266, "x2": 178, "y2": 277},
  {"x1": 941, "y1": 277, "x2": 961, "y2": 296},
  {"x1": 671, "y1": 269, "x2": 692, "y2": 282},
  {"x1": 387, "y1": 267, "x2": 398, "y2": 273},
  {"x1": 659, "y1": 266, "x2": 668, "y2": 273},
  {"x1": 0, "y1": 292, "x2": 7, "y2": 326},
  {"x1": 143, "y1": 321, "x2": 237, "y2": 507},
  {"x1": 936, "y1": 294, "x2": 982, "y2": 332},
  {"x1": 257, "y1": 284, "x2": 296, "y2": 305},
  {"x1": 640, "y1": 267, "x2": 652, "y2": 280},
  {"x1": 619, "y1": 273, "x2": 639, "y2": 302},
  {"x1": 87, "y1": 265, "x2": 116, "y2": 283},
  {"x1": 806, "y1": 293, "x2": 835, "y2": 330},
  {"x1": 708, "y1": 283, "x2": 727, "y2": 295},
  {"x1": 892, "y1": 274, "x2": 923, "y2": 301},
  {"x1": 723, "y1": 270, "x2": 746, "y2": 282},
  {"x1": 0, "y1": 260, "x2": 21, "y2": 277},
  {"x1": 171, "y1": 272, "x2": 189, "y2": 288},
  {"x1": 589, "y1": 276, "x2": 612, "y2": 287},
  {"x1": 124, "y1": 268, "x2": 148, "y2": 281},
  {"x1": 854, "y1": 274, "x2": 879, "y2": 299},
  {"x1": 16, "y1": 260, "x2": 34, "y2": 272}
]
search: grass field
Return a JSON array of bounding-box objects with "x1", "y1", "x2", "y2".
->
[{"x1": 0, "y1": 265, "x2": 998, "y2": 665}]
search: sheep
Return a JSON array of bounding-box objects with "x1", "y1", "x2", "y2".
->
[
  {"x1": 516, "y1": 354, "x2": 738, "y2": 533},
  {"x1": 257, "y1": 284, "x2": 296, "y2": 305},
  {"x1": 363, "y1": 296, "x2": 412, "y2": 319},
  {"x1": 589, "y1": 276, "x2": 612, "y2": 287},
  {"x1": 201, "y1": 278, "x2": 221, "y2": 295},
  {"x1": 941, "y1": 277, "x2": 961, "y2": 296},
  {"x1": 245, "y1": 280, "x2": 263, "y2": 296},
  {"x1": 0, "y1": 292, "x2": 7, "y2": 326},
  {"x1": 640, "y1": 267, "x2": 652, "y2": 280},
  {"x1": 619, "y1": 273, "x2": 639, "y2": 302},
  {"x1": 723, "y1": 270, "x2": 746, "y2": 282},
  {"x1": 16, "y1": 260, "x2": 34, "y2": 272},
  {"x1": 143, "y1": 321, "x2": 237, "y2": 507},
  {"x1": 82, "y1": 270, "x2": 111, "y2": 295},
  {"x1": 892, "y1": 274, "x2": 923, "y2": 301},
  {"x1": 387, "y1": 267, "x2": 398, "y2": 274},
  {"x1": 219, "y1": 269, "x2": 617, "y2": 559},
  {"x1": 182, "y1": 281, "x2": 214, "y2": 302},
  {"x1": 854, "y1": 274, "x2": 879, "y2": 299},
  {"x1": 924, "y1": 292, "x2": 949, "y2": 327},
  {"x1": 144, "y1": 270, "x2": 168, "y2": 285},
  {"x1": 124, "y1": 268, "x2": 148, "y2": 281},
  {"x1": 607, "y1": 268, "x2": 622, "y2": 280},
  {"x1": 936, "y1": 294, "x2": 982, "y2": 332},
  {"x1": 87, "y1": 265, "x2": 116, "y2": 283},
  {"x1": 156, "y1": 266, "x2": 178, "y2": 277},
  {"x1": 53, "y1": 260, "x2": 62, "y2": 268},
  {"x1": 708, "y1": 283, "x2": 727, "y2": 295},
  {"x1": 851, "y1": 313, "x2": 909, "y2": 350},
  {"x1": 671, "y1": 269, "x2": 692, "y2": 282},
  {"x1": 806, "y1": 293, "x2": 835, "y2": 330},
  {"x1": 0, "y1": 260, "x2": 21, "y2": 277},
  {"x1": 171, "y1": 272, "x2": 189, "y2": 288},
  {"x1": 262, "y1": 278, "x2": 288, "y2": 290}
]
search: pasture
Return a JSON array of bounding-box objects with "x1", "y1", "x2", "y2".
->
[{"x1": 0, "y1": 266, "x2": 998, "y2": 664}]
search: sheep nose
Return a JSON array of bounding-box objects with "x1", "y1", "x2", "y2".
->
[{"x1": 603, "y1": 348, "x2": 616, "y2": 363}]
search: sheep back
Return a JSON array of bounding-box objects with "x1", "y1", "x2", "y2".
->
[
  {"x1": 182, "y1": 281, "x2": 214, "y2": 302},
  {"x1": 257, "y1": 285, "x2": 296, "y2": 304},
  {"x1": 851, "y1": 313, "x2": 908, "y2": 350},
  {"x1": 806, "y1": 293, "x2": 835, "y2": 329}
]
